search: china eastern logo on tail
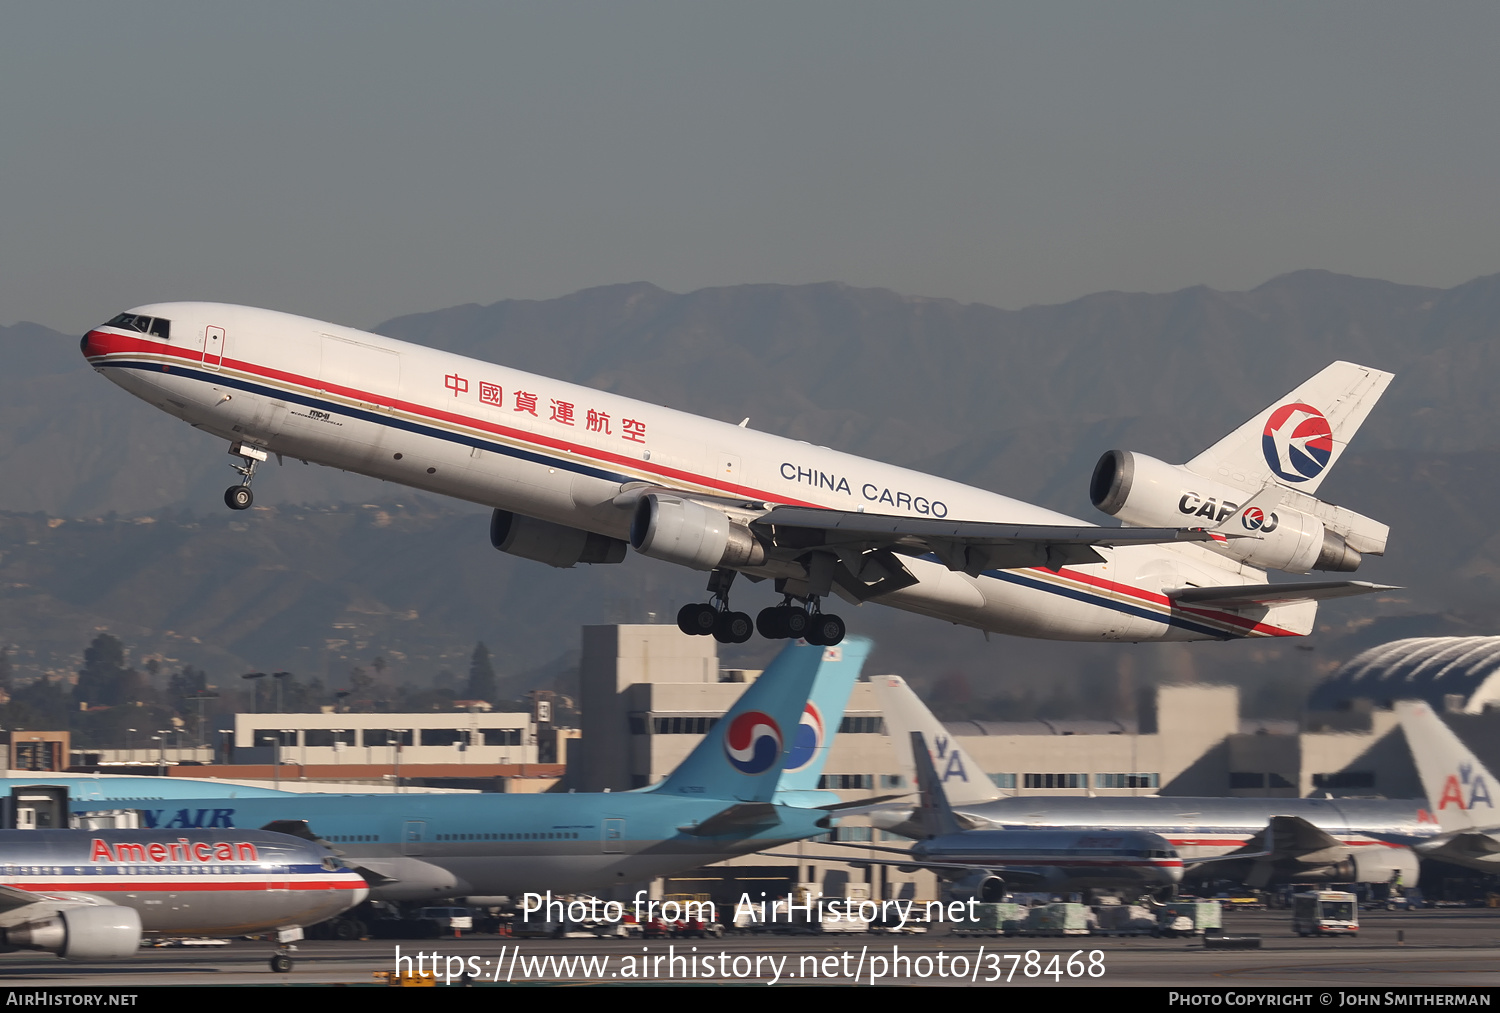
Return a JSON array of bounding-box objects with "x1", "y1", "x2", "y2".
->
[
  {"x1": 724, "y1": 711, "x2": 783, "y2": 774},
  {"x1": 1438, "y1": 762, "x2": 1494, "y2": 812},
  {"x1": 1262, "y1": 402, "x2": 1334, "y2": 483}
]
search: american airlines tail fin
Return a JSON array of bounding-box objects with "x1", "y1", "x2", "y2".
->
[
  {"x1": 1186, "y1": 361, "x2": 1393, "y2": 496},
  {"x1": 910, "y1": 732, "x2": 964, "y2": 839},
  {"x1": 651, "y1": 639, "x2": 823, "y2": 803},
  {"x1": 1396, "y1": 700, "x2": 1500, "y2": 833},
  {"x1": 775, "y1": 638, "x2": 871, "y2": 794},
  {"x1": 872, "y1": 675, "x2": 1001, "y2": 806}
]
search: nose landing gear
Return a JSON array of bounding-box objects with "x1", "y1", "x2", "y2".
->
[{"x1": 224, "y1": 442, "x2": 268, "y2": 511}]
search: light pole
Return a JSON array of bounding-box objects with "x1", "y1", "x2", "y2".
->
[{"x1": 241, "y1": 672, "x2": 266, "y2": 714}]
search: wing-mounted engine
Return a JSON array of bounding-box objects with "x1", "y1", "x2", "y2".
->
[
  {"x1": 0, "y1": 905, "x2": 142, "y2": 960},
  {"x1": 629, "y1": 494, "x2": 766, "y2": 571},
  {"x1": 1090, "y1": 450, "x2": 1385, "y2": 574},
  {"x1": 490, "y1": 510, "x2": 627, "y2": 568},
  {"x1": 946, "y1": 870, "x2": 1008, "y2": 903}
]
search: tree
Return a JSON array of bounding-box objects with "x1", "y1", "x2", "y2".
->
[
  {"x1": 466, "y1": 642, "x2": 496, "y2": 702},
  {"x1": 74, "y1": 634, "x2": 146, "y2": 708}
]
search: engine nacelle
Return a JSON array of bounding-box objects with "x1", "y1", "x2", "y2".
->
[
  {"x1": 490, "y1": 510, "x2": 627, "y2": 568},
  {"x1": 1335, "y1": 846, "x2": 1421, "y2": 886},
  {"x1": 2, "y1": 905, "x2": 142, "y2": 960},
  {"x1": 1090, "y1": 450, "x2": 1362, "y2": 573},
  {"x1": 629, "y1": 494, "x2": 766, "y2": 571},
  {"x1": 946, "y1": 871, "x2": 1008, "y2": 904}
]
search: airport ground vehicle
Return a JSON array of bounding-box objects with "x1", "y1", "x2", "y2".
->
[{"x1": 1291, "y1": 890, "x2": 1358, "y2": 936}]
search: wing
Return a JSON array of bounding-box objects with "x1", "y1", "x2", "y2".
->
[
  {"x1": 764, "y1": 849, "x2": 1048, "y2": 884},
  {"x1": 750, "y1": 505, "x2": 1218, "y2": 599}
]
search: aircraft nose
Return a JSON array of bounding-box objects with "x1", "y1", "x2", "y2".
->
[{"x1": 80, "y1": 329, "x2": 109, "y2": 360}]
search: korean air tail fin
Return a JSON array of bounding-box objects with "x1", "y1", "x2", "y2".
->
[
  {"x1": 910, "y1": 732, "x2": 963, "y2": 839},
  {"x1": 774, "y1": 638, "x2": 872, "y2": 794},
  {"x1": 1396, "y1": 701, "x2": 1500, "y2": 834},
  {"x1": 651, "y1": 639, "x2": 823, "y2": 803},
  {"x1": 873, "y1": 675, "x2": 1000, "y2": 806},
  {"x1": 1186, "y1": 361, "x2": 1393, "y2": 497}
]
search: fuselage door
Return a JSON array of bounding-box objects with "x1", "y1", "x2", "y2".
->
[
  {"x1": 603, "y1": 818, "x2": 625, "y2": 854},
  {"x1": 201, "y1": 326, "x2": 225, "y2": 371},
  {"x1": 403, "y1": 820, "x2": 427, "y2": 856}
]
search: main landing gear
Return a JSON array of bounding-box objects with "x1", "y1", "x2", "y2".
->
[
  {"x1": 677, "y1": 569, "x2": 753, "y2": 644},
  {"x1": 224, "y1": 442, "x2": 268, "y2": 511},
  {"x1": 677, "y1": 570, "x2": 847, "y2": 646}
]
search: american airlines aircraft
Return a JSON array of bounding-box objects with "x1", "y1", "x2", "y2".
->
[
  {"x1": 803, "y1": 733, "x2": 1184, "y2": 902},
  {"x1": 0, "y1": 827, "x2": 367, "y2": 968},
  {"x1": 81, "y1": 305, "x2": 1394, "y2": 646},
  {"x1": 1395, "y1": 700, "x2": 1500, "y2": 873},
  {"x1": 871, "y1": 675, "x2": 1426, "y2": 888}
]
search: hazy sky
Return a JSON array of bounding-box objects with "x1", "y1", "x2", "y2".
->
[{"x1": 4, "y1": 3, "x2": 1498, "y2": 333}]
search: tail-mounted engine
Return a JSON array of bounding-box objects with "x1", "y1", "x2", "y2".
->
[{"x1": 1090, "y1": 450, "x2": 1386, "y2": 574}]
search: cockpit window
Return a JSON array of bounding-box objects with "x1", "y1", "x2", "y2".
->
[
  {"x1": 105, "y1": 313, "x2": 171, "y2": 340},
  {"x1": 107, "y1": 313, "x2": 149, "y2": 332}
]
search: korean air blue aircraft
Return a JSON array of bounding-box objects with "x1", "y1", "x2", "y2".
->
[{"x1": 6, "y1": 639, "x2": 868, "y2": 902}]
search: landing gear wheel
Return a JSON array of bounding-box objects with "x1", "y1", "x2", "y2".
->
[
  {"x1": 781, "y1": 606, "x2": 809, "y2": 639},
  {"x1": 270, "y1": 953, "x2": 293, "y2": 973},
  {"x1": 677, "y1": 602, "x2": 717, "y2": 636},
  {"x1": 756, "y1": 607, "x2": 783, "y2": 640},
  {"x1": 713, "y1": 610, "x2": 753, "y2": 644},
  {"x1": 225, "y1": 486, "x2": 253, "y2": 510},
  {"x1": 806, "y1": 613, "x2": 845, "y2": 646}
]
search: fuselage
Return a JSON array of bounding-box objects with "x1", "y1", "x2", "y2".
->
[
  {"x1": 956, "y1": 795, "x2": 1439, "y2": 862},
  {"x1": 0, "y1": 829, "x2": 367, "y2": 935},
  {"x1": 918, "y1": 827, "x2": 1183, "y2": 892},
  {"x1": 81, "y1": 303, "x2": 1309, "y2": 642},
  {"x1": 51, "y1": 789, "x2": 830, "y2": 901}
]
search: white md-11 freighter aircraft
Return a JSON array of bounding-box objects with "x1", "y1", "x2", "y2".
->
[{"x1": 81, "y1": 304, "x2": 1394, "y2": 646}]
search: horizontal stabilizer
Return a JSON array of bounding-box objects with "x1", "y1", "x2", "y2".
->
[
  {"x1": 1166, "y1": 581, "x2": 1398, "y2": 609},
  {"x1": 259, "y1": 819, "x2": 321, "y2": 841},
  {"x1": 679, "y1": 802, "x2": 781, "y2": 837}
]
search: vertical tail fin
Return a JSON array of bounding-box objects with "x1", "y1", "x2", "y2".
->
[
  {"x1": 652, "y1": 639, "x2": 823, "y2": 802},
  {"x1": 775, "y1": 638, "x2": 872, "y2": 793},
  {"x1": 1396, "y1": 700, "x2": 1499, "y2": 833},
  {"x1": 910, "y1": 732, "x2": 963, "y2": 840},
  {"x1": 873, "y1": 675, "x2": 1000, "y2": 806},
  {"x1": 1186, "y1": 361, "x2": 1393, "y2": 495}
]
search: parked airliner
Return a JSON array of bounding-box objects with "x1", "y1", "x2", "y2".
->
[
  {"x1": 14, "y1": 640, "x2": 866, "y2": 904},
  {"x1": 82, "y1": 305, "x2": 1394, "y2": 646},
  {"x1": 806, "y1": 733, "x2": 1184, "y2": 902},
  {"x1": 0, "y1": 826, "x2": 367, "y2": 968},
  {"x1": 871, "y1": 675, "x2": 1426, "y2": 888}
]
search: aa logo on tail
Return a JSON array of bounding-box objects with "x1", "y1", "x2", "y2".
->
[
  {"x1": 1262, "y1": 402, "x2": 1333, "y2": 483},
  {"x1": 931, "y1": 734, "x2": 969, "y2": 783},
  {"x1": 1438, "y1": 762, "x2": 1494, "y2": 811}
]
